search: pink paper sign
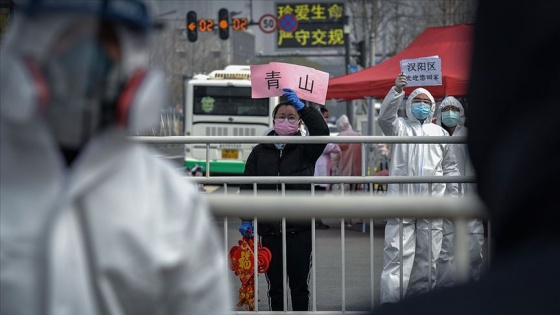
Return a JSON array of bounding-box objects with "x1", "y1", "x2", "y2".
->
[{"x1": 250, "y1": 62, "x2": 330, "y2": 105}]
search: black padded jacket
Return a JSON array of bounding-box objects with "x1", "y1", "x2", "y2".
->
[{"x1": 240, "y1": 105, "x2": 329, "y2": 236}]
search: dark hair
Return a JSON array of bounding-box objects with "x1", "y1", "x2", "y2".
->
[
  {"x1": 320, "y1": 107, "x2": 329, "y2": 114},
  {"x1": 272, "y1": 101, "x2": 297, "y2": 118}
]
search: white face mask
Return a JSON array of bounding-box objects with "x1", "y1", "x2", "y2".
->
[
  {"x1": 411, "y1": 102, "x2": 431, "y2": 120},
  {"x1": 442, "y1": 110, "x2": 460, "y2": 127}
]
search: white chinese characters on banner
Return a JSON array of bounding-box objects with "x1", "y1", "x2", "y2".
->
[
  {"x1": 250, "y1": 62, "x2": 330, "y2": 105},
  {"x1": 400, "y1": 56, "x2": 442, "y2": 87}
]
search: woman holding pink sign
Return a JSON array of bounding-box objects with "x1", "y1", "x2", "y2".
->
[{"x1": 239, "y1": 88, "x2": 329, "y2": 311}]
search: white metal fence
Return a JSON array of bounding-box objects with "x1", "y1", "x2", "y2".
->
[{"x1": 134, "y1": 135, "x2": 487, "y2": 315}]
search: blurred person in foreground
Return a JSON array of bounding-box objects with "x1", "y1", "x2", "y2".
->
[
  {"x1": 377, "y1": 74, "x2": 460, "y2": 304},
  {"x1": 0, "y1": 1, "x2": 231, "y2": 314},
  {"x1": 434, "y1": 96, "x2": 485, "y2": 288},
  {"x1": 372, "y1": 1, "x2": 560, "y2": 314},
  {"x1": 239, "y1": 88, "x2": 329, "y2": 311}
]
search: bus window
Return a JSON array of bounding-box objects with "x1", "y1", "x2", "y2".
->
[{"x1": 193, "y1": 86, "x2": 269, "y2": 116}]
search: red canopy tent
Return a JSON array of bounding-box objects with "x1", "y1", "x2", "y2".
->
[{"x1": 326, "y1": 23, "x2": 473, "y2": 101}]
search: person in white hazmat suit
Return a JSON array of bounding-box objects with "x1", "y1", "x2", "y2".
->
[
  {"x1": 434, "y1": 96, "x2": 485, "y2": 287},
  {"x1": 377, "y1": 73, "x2": 460, "y2": 304},
  {"x1": 0, "y1": 1, "x2": 231, "y2": 315}
]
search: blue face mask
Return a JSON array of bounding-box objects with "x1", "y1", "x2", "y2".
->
[
  {"x1": 411, "y1": 102, "x2": 431, "y2": 120},
  {"x1": 442, "y1": 110, "x2": 461, "y2": 127}
]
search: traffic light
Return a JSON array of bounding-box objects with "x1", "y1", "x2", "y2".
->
[
  {"x1": 218, "y1": 8, "x2": 229, "y2": 40},
  {"x1": 356, "y1": 40, "x2": 366, "y2": 68},
  {"x1": 186, "y1": 11, "x2": 197, "y2": 42}
]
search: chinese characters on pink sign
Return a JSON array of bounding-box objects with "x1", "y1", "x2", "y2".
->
[{"x1": 250, "y1": 62, "x2": 330, "y2": 105}]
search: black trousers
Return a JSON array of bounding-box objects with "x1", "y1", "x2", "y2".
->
[{"x1": 261, "y1": 229, "x2": 312, "y2": 311}]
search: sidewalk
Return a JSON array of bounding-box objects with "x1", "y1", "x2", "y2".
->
[{"x1": 222, "y1": 217, "x2": 386, "y2": 312}]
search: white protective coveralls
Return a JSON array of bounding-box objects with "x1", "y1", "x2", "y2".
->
[
  {"x1": 377, "y1": 86, "x2": 460, "y2": 303},
  {"x1": 0, "y1": 4, "x2": 231, "y2": 315},
  {"x1": 435, "y1": 96, "x2": 485, "y2": 287}
]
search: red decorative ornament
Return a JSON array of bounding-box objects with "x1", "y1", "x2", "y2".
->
[{"x1": 229, "y1": 235, "x2": 272, "y2": 310}]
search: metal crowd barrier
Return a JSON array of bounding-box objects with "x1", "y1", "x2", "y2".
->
[
  {"x1": 208, "y1": 194, "x2": 485, "y2": 315},
  {"x1": 134, "y1": 135, "x2": 486, "y2": 314}
]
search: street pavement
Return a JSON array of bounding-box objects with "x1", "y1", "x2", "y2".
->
[
  {"x1": 219, "y1": 217, "x2": 489, "y2": 312},
  {"x1": 218, "y1": 217, "x2": 388, "y2": 312}
]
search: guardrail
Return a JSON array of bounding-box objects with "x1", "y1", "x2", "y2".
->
[
  {"x1": 133, "y1": 135, "x2": 469, "y2": 144},
  {"x1": 207, "y1": 194, "x2": 486, "y2": 315},
  {"x1": 134, "y1": 135, "x2": 484, "y2": 314}
]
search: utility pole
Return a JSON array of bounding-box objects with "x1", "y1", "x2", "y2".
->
[
  {"x1": 343, "y1": 15, "x2": 354, "y2": 128},
  {"x1": 367, "y1": 0, "x2": 378, "y2": 178},
  {"x1": 370, "y1": 0, "x2": 377, "y2": 68},
  {"x1": 344, "y1": 15, "x2": 351, "y2": 75}
]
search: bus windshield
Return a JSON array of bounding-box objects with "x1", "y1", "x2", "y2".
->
[{"x1": 193, "y1": 86, "x2": 270, "y2": 116}]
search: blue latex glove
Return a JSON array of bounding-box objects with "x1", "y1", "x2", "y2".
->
[
  {"x1": 239, "y1": 220, "x2": 254, "y2": 238},
  {"x1": 282, "y1": 88, "x2": 305, "y2": 111}
]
